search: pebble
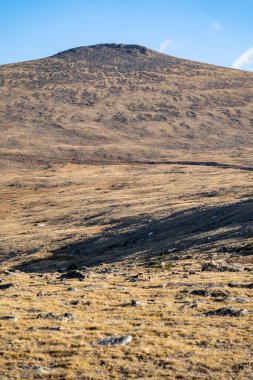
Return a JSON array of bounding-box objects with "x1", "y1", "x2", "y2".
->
[
  {"x1": 67, "y1": 287, "x2": 78, "y2": 292},
  {"x1": 131, "y1": 299, "x2": 143, "y2": 307}
]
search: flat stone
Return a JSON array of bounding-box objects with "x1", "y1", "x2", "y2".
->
[
  {"x1": 210, "y1": 290, "x2": 228, "y2": 298},
  {"x1": 59, "y1": 270, "x2": 86, "y2": 280},
  {"x1": 190, "y1": 289, "x2": 209, "y2": 296},
  {"x1": 28, "y1": 326, "x2": 61, "y2": 331},
  {"x1": 228, "y1": 282, "x2": 253, "y2": 289},
  {"x1": 97, "y1": 335, "x2": 132, "y2": 346},
  {"x1": 0, "y1": 283, "x2": 15, "y2": 290},
  {"x1": 202, "y1": 261, "x2": 244, "y2": 272},
  {"x1": 37, "y1": 291, "x2": 51, "y2": 297},
  {"x1": 0, "y1": 315, "x2": 17, "y2": 320},
  {"x1": 203, "y1": 307, "x2": 248, "y2": 317}
]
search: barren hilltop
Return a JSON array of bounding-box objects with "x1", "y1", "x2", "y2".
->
[
  {"x1": 0, "y1": 45, "x2": 252, "y2": 379},
  {"x1": 1, "y1": 43, "x2": 253, "y2": 166}
]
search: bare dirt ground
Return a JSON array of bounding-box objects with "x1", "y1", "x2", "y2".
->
[{"x1": 0, "y1": 44, "x2": 253, "y2": 379}]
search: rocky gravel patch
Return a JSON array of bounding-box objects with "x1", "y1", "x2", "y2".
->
[
  {"x1": 96, "y1": 335, "x2": 133, "y2": 346},
  {"x1": 202, "y1": 260, "x2": 245, "y2": 272},
  {"x1": 59, "y1": 270, "x2": 87, "y2": 280},
  {"x1": 202, "y1": 307, "x2": 248, "y2": 317}
]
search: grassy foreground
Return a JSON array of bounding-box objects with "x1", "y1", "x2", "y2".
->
[{"x1": 0, "y1": 258, "x2": 253, "y2": 379}]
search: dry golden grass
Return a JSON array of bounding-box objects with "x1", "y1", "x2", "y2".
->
[
  {"x1": 0, "y1": 162, "x2": 252, "y2": 379},
  {"x1": 0, "y1": 260, "x2": 253, "y2": 379},
  {"x1": 0, "y1": 163, "x2": 252, "y2": 270}
]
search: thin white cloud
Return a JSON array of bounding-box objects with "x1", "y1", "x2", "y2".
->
[
  {"x1": 232, "y1": 46, "x2": 253, "y2": 69},
  {"x1": 159, "y1": 39, "x2": 174, "y2": 53},
  {"x1": 210, "y1": 21, "x2": 222, "y2": 32}
]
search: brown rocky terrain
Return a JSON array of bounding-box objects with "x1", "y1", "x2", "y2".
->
[
  {"x1": 0, "y1": 44, "x2": 252, "y2": 379},
  {"x1": 1, "y1": 43, "x2": 253, "y2": 166}
]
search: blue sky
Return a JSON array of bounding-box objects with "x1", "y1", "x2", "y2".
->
[{"x1": 0, "y1": 0, "x2": 253, "y2": 71}]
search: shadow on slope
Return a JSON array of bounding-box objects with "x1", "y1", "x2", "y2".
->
[
  {"x1": 143, "y1": 161, "x2": 253, "y2": 172},
  {"x1": 14, "y1": 198, "x2": 253, "y2": 273}
]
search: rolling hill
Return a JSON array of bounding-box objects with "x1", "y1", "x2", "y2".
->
[
  {"x1": 0, "y1": 44, "x2": 252, "y2": 379},
  {"x1": 0, "y1": 43, "x2": 253, "y2": 167}
]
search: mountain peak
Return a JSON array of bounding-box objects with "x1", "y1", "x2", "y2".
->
[{"x1": 52, "y1": 43, "x2": 156, "y2": 59}]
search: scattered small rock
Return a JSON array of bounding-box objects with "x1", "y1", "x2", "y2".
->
[
  {"x1": 98, "y1": 268, "x2": 113, "y2": 274},
  {"x1": 210, "y1": 290, "x2": 228, "y2": 298},
  {"x1": 113, "y1": 286, "x2": 126, "y2": 291},
  {"x1": 28, "y1": 326, "x2": 61, "y2": 331},
  {"x1": 96, "y1": 335, "x2": 132, "y2": 346},
  {"x1": 31, "y1": 365, "x2": 49, "y2": 373},
  {"x1": 67, "y1": 287, "x2": 78, "y2": 292},
  {"x1": 27, "y1": 308, "x2": 43, "y2": 313},
  {"x1": 228, "y1": 297, "x2": 251, "y2": 303},
  {"x1": 131, "y1": 299, "x2": 143, "y2": 307},
  {"x1": 202, "y1": 261, "x2": 244, "y2": 272},
  {"x1": 59, "y1": 270, "x2": 86, "y2": 280},
  {"x1": 82, "y1": 301, "x2": 91, "y2": 306},
  {"x1": 228, "y1": 282, "x2": 253, "y2": 289},
  {"x1": 61, "y1": 312, "x2": 75, "y2": 321},
  {"x1": 69, "y1": 300, "x2": 80, "y2": 305},
  {"x1": 0, "y1": 315, "x2": 17, "y2": 320},
  {"x1": 128, "y1": 275, "x2": 140, "y2": 282},
  {"x1": 37, "y1": 312, "x2": 58, "y2": 320},
  {"x1": 189, "y1": 300, "x2": 200, "y2": 308},
  {"x1": 85, "y1": 284, "x2": 104, "y2": 289},
  {"x1": 203, "y1": 307, "x2": 248, "y2": 317},
  {"x1": 0, "y1": 283, "x2": 15, "y2": 290},
  {"x1": 36, "y1": 312, "x2": 75, "y2": 321},
  {"x1": 37, "y1": 291, "x2": 51, "y2": 297},
  {"x1": 190, "y1": 289, "x2": 228, "y2": 299},
  {"x1": 190, "y1": 289, "x2": 209, "y2": 296}
]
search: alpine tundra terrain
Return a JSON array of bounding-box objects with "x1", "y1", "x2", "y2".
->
[{"x1": 0, "y1": 44, "x2": 253, "y2": 379}]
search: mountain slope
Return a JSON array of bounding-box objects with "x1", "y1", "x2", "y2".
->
[
  {"x1": 0, "y1": 44, "x2": 253, "y2": 167},
  {"x1": 0, "y1": 45, "x2": 253, "y2": 380}
]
